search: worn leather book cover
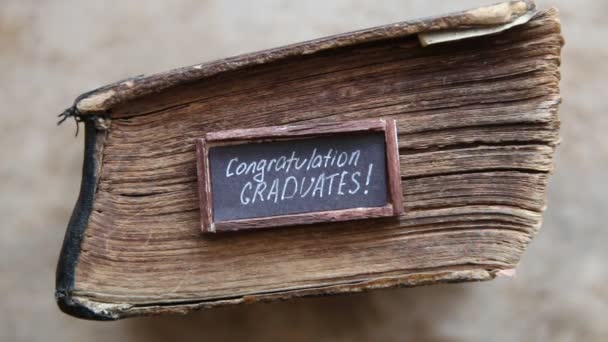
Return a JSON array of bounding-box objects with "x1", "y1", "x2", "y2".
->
[{"x1": 56, "y1": 1, "x2": 563, "y2": 320}]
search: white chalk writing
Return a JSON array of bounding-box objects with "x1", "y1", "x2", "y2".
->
[{"x1": 224, "y1": 147, "x2": 375, "y2": 205}]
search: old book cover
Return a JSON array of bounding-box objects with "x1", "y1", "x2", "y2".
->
[{"x1": 56, "y1": 0, "x2": 562, "y2": 320}]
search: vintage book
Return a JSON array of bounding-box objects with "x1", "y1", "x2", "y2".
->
[{"x1": 56, "y1": 1, "x2": 563, "y2": 320}]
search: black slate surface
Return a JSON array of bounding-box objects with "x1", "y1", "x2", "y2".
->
[{"x1": 208, "y1": 132, "x2": 388, "y2": 221}]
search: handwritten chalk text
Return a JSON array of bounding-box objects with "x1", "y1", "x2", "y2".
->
[{"x1": 222, "y1": 147, "x2": 376, "y2": 206}]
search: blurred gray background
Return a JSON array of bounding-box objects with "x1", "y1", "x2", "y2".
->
[{"x1": 1, "y1": 0, "x2": 606, "y2": 341}]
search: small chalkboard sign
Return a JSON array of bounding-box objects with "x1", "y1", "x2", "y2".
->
[{"x1": 195, "y1": 119, "x2": 403, "y2": 233}]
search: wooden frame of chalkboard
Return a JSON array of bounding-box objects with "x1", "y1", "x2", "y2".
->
[{"x1": 195, "y1": 119, "x2": 403, "y2": 233}]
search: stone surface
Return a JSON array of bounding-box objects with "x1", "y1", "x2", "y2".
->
[{"x1": 1, "y1": 0, "x2": 606, "y2": 341}]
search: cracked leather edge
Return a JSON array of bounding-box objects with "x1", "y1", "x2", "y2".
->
[{"x1": 55, "y1": 120, "x2": 116, "y2": 321}]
